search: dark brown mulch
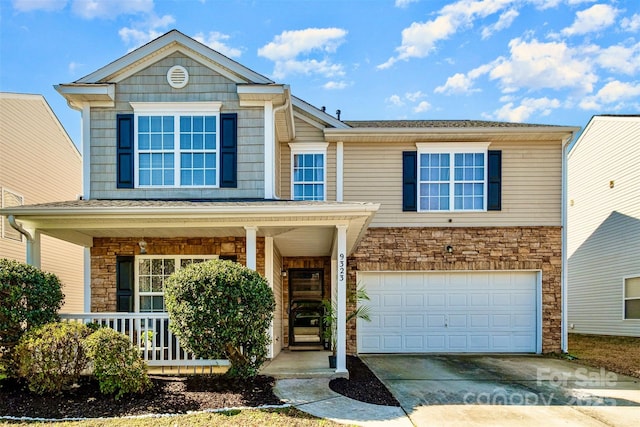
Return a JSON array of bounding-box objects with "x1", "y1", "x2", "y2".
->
[
  {"x1": 0, "y1": 356, "x2": 398, "y2": 420},
  {"x1": 0, "y1": 375, "x2": 281, "y2": 419},
  {"x1": 329, "y1": 356, "x2": 400, "y2": 407}
]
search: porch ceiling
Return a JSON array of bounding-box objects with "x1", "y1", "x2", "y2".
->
[{"x1": 2, "y1": 200, "x2": 379, "y2": 257}]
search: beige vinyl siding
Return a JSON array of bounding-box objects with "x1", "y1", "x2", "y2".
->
[
  {"x1": 0, "y1": 93, "x2": 84, "y2": 312},
  {"x1": 567, "y1": 116, "x2": 640, "y2": 336},
  {"x1": 271, "y1": 244, "x2": 283, "y2": 357},
  {"x1": 279, "y1": 118, "x2": 336, "y2": 201},
  {"x1": 342, "y1": 140, "x2": 562, "y2": 227},
  {"x1": 90, "y1": 52, "x2": 264, "y2": 199}
]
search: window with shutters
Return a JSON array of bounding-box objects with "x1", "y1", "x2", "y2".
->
[
  {"x1": 135, "y1": 255, "x2": 219, "y2": 312},
  {"x1": 130, "y1": 102, "x2": 222, "y2": 188},
  {"x1": 416, "y1": 143, "x2": 490, "y2": 212},
  {"x1": 1, "y1": 188, "x2": 24, "y2": 241},
  {"x1": 289, "y1": 142, "x2": 328, "y2": 201}
]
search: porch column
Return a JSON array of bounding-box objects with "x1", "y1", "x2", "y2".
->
[
  {"x1": 244, "y1": 226, "x2": 258, "y2": 270},
  {"x1": 335, "y1": 224, "x2": 347, "y2": 373},
  {"x1": 26, "y1": 230, "x2": 41, "y2": 269}
]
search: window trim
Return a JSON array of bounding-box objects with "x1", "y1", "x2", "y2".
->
[
  {"x1": 134, "y1": 254, "x2": 219, "y2": 313},
  {"x1": 130, "y1": 102, "x2": 222, "y2": 189},
  {"x1": 623, "y1": 275, "x2": 640, "y2": 320},
  {"x1": 416, "y1": 142, "x2": 490, "y2": 213},
  {"x1": 289, "y1": 142, "x2": 328, "y2": 201}
]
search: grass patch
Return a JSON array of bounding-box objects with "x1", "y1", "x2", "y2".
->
[
  {"x1": 568, "y1": 333, "x2": 640, "y2": 379},
  {"x1": 0, "y1": 407, "x2": 348, "y2": 427}
]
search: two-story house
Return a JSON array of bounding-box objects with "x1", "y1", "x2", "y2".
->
[{"x1": 1, "y1": 30, "x2": 578, "y2": 372}]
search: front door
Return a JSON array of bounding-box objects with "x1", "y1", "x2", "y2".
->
[{"x1": 289, "y1": 269, "x2": 324, "y2": 348}]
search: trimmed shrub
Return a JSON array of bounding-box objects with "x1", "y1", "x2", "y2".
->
[
  {"x1": 84, "y1": 327, "x2": 151, "y2": 400},
  {"x1": 15, "y1": 322, "x2": 91, "y2": 394},
  {"x1": 165, "y1": 259, "x2": 275, "y2": 378},
  {"x1": 0, "y1": 258, "x2": 64, "y2": 374}
]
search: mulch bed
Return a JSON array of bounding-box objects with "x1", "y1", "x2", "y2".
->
[
  {"x1": 329, "y1": 356, "x2": 400, "y2": 406},
  {"x1": 0, "y1": 356, "x2": 398, "y2": 419}
]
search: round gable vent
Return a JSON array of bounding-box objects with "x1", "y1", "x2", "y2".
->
[{"x1": 167, "y1": 65, "x2": 189, "y2": 89}]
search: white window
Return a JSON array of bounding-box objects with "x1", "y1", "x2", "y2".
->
[
  {"x1": 417, "y1": 142, "x2": 489, "y2": 212},
  {"x1": 290, "y1": 143, "x2": 328, "y2": 201},
  {"x1": 624, "y1": 276, "x2": 640, "y2": 320},
  {"x1": 131, "y1": 102, "x2": 221, "y2": 188},
  {"x1": 1, "y1": 188, "x2": 24, "y2": 241},
  {"x1": 135, "y1": 255, "x2": 219, "y2": 312}
]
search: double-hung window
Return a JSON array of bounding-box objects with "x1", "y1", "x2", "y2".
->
[
  {"x1": 290, "y1": 143, "x2": 328, "y2": 201},
  {"x1": 417, "y1": 143, "x2": 490, "y2": 212},
  {"x1": 131, "y1": 102, "x2": 221, "y2": 188},
  {"x1": 135, "y1": 255, "x2": 219, "y2": 312},
  {"x1": 624, "y1": 276, "x2": 640, "y2": 320}
]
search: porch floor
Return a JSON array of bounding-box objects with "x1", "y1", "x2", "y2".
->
[{"x1": 260, "y1": 349, "x2": 346, "y2": 379}]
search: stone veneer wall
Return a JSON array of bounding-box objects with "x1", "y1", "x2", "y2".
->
[
  {"x1": 346, "y1": 227, "x2": 562, "y2": 354},
  {"x1": 90, "y1": 236, "x2": 265, "y2": 312},
  {"x1": 281, "y1": 257, "x2": 332, "y2": 347}
]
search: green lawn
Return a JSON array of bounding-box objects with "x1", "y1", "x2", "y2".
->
[{"x1": 0, "y1": 407, "x2": 349, "y2": 427}]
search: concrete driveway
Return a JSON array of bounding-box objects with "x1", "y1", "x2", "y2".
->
[{"x1": 361, "y1": 355, "x2": 640, "y2": 427}]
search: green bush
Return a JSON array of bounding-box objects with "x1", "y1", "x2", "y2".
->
[
  {"x1": 15, "y1": 322, "x2": 91, "y2": 394},
  {"x1": 165, "y1": 259, "x2": 275, "y2": 378},
  {"x1": 0, "y1": 258, "x2": 64, "y2": 374},
  {"x1": 84, "y1": 327, "x2": 151, "y2": 400}
]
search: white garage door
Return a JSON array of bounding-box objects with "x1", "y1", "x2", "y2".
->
[{"x1": 357, "y1": 271, "x2": 538, "y2": 353}]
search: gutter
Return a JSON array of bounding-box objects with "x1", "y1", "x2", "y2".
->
[{"x1": 7, "y1": 215, "x2": 32, "y2": 241}]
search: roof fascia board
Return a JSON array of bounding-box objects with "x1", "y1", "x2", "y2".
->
[
  {"x1": 292, "y1": 96, "x2": 349, "y2": 129},
  {"x1": 76, "y1": 31, "x2": 272, "y2": 85}
]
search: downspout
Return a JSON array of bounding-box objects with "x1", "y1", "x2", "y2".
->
[
  {"x1": 271, "y1": 98, "x2": 290, "y2": 199},
  {"x1": 8, "y1": 215, "x2": 40, "y2": 268},
  {"x1": 7, "y1": 215, "x2": 32, "y2": 241}
]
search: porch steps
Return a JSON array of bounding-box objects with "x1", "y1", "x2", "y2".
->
[{"x1": 261, "y1": 349, "x2": 347, "y2": 379}]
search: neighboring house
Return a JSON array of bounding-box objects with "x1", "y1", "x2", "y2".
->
[
  {"x1": 0, "y1": 92, "x2": 84, "y2": 312},
  {"x1": 0, "y1": 31, "x2": 578, "y2": 371},
  {"x1": 567, "y1": 115, "x2": 640, "y2": 337}
]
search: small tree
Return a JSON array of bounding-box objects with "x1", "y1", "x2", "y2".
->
[
  {"x1": 165, "y1": 259, "x2": 275, "y2": 378},
  {"x1": 0, "y1": 258, "x2": 64, "y2": 374}
]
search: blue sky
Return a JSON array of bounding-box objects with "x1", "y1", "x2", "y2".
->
[{"x1": 1, "y1": 0, "x2": 639, "y2": 149}]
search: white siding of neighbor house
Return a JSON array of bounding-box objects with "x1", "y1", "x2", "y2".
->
[
  {"x1": 89, "y1": 52, "x2": 265, "y2": 200},
  {"x1": 279, "y1": 118, "x2": 336, "y2": 201},
  {"x1": 568, "y1": 116, "x2": 640, "y2": 337},
  {"x1": 341, "y1": 139, "x2": 562, "y2": 227},
  {"x1": 0, "y1": 93, "x2": 84, "y2": 313}
]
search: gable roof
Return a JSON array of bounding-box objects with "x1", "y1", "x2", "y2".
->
[{"x1": 75, "y1": 29, "x2": 272, "y2": 85}]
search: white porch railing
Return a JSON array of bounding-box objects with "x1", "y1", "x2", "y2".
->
[{"x1": 60, "y1": 313, "x2": 229, "y2": 368}]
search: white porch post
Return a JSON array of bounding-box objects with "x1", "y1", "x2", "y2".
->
[
  {"x1": 245, "y1": 226, "x2": 258, "y2": 270},
  {"x1": 335, "y1": 224, "x2": 348, "y2": 373},
  {"x1": 26, "y1": 230, "x2": 41, "y2": 268},
  {"x1": 265, "y1": 236, "x2": 274, "y2": 358}
]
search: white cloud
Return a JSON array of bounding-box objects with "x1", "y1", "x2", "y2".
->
[
  {"x1": 482, "y1": 8, "x2": 518, "y2": 39},
  {"x1": 193, "y1": 32, "x2": 242, "y2": 58},
  {"x1": 71, "y1": 0, "x2": 153, "y2": 19},
  {"x1": 258, "y1": 28, "x2": 347, "y2": 79},
  {"x1": 324, "y1": 81, "x2": 348, "y2": 90},
  {"x1": 594, "y1": 42, "x2": 640, "y2": 75},
  {"x1": 378, "y1": 0, "x2": 518, "y2": 69},
  {"x1": 405, "y1": 90, "x2": 425, "y2": 102},
  {"x1": 580, "y1": 80, "x2": 640, "y2": 109},
  {"x1": 386, "y1": 94, "x2": 405, "y2": 107},
  {"x1": 621, "y1": 13, "x2": 640, "y2": 32},
  {"x1": 118, "y1": 13, "x2": 175, "y2": 49},
  {"x1": 68, "y1": 61, "x2": 83, "y2": 74},
  {"x1": 395, "y1": 0, "x2": 419, "y2": 7},
  {"x1": 435, "y1": 72, "x2": 475, "y2": 94},
  {"x1": 560, "y1": 4, "x2": 618, "y2": 37},
  {"x1": 12, "y1": 0, "x2": 67, "y2": 12},
  {"x1": 413, "y1": 101, "x2": 432, "y2": 113},
  {"x1": 493, "y1": 97, "x2": 560, "y2": 122},
  {"x1": 489, "y1": 37, "x2": 597, "y2": 94}
]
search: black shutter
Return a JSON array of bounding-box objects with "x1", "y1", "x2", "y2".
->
[
  {"x1": 402, "y1": 151, "x2": 418, "y2": 212},
  {"x1": 219, "y1": 113, "x2": 237, "y2": 188},
  {"x1": 116, "y1": 256, "x2": 134, "y2": 312},
  {"x1": 116, "y1": 114, "x2": 134, "y2": 189},
  {"x1": 487, "y1": 150, "x2": 502, "y2": 211}
]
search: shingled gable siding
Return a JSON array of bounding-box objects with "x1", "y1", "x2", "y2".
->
[
  {"x1": 345, "y1": 226, "x2": 562, "y2": 354},
  {"x1": 90, "y1": 236, "x2": 265, "y2": 312},
  {"x1": 89, "y1": 52, "x2": 265, "y2": 200}
]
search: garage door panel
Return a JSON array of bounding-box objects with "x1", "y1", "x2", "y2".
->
[{"x1": 358, "y1": 271, "x2": 538, "y2": 353}]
